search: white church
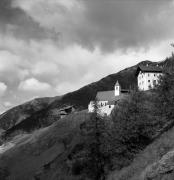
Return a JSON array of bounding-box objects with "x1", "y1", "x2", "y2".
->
[
  {"x1": 88, "y1": 81, "x2": 129, "y2": 116},
  {"x1": 88, "y1": 64, "x2": 163, "y2": 116}
]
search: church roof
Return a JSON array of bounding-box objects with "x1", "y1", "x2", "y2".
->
[
  {"x1": 96, "y1": 90, "x2": 127, "y2": 101},
  {"x1": 136, "y1": 65, "x2": 162, "y2": 76}
]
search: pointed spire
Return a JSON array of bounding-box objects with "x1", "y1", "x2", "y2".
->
[{"x1": 115, "y1": 80, "x2": 120, "y2": 86}]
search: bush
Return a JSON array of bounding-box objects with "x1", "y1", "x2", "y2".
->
[
  {"x1": 0, "y1": 167, "x2": 9, "y2": 179},
  {"x1": 110, "y1": 90, "x2": 162, "y2": 169},
  {"x1": 71, "y1": 160, "x2": 85, "y2": 175}
]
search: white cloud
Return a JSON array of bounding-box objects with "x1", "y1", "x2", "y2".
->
[
  {"x1": 3, "y1": 101, "x2": 13, "y2": 108},
  {"x1": 32, "y1": 61, "x2": 59, "y2": 76},
  {"x1": 0, "y1": 1, "x2": 174, "y2": 113},
  {"x1": 18, "y1": 78, "x2": 51, "y2": 92},
  {"x1": 0, "y1": 82, "x2": 7, "y2": 97}
]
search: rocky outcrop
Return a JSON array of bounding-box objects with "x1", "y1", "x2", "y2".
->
[{"x1": 141, "y1": 150, "x2": 174, "y2": 180}]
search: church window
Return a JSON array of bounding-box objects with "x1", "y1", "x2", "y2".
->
[
  {"x1": 148, "y1": 73, "x2": 150, "y2": 77},
  {"x1": 148, "y1": 80, "x2": 150, "y2": 83},
  {"x1": 154, "y1": 74, "x2": 156, "y2": 77}
]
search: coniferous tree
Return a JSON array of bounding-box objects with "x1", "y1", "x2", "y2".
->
[
  {"x1": 83, "y1": 99, "x2": 112, "y2": 180},
  {"x1": 110, "y1": 90, "x2": 159, "y2": 168},
  {"x1": 154, "y1": 64, "x2": 174, "y2": 125}
]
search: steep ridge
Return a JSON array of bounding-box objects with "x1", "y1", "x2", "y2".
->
[
  {"x1": 0, "y1": 111, "x2": 91, "y2": 180},
  {"x1": 0, "y1": 58, "x2": 173, "y2": 139},
  {"x1": 0, "y1": 97, "x2": 59, "y2": 131},
  {"x1": 0, "y1": 60, "x2": 139, "y2": 136},
  {"x1": 108, "y1": 125, "x2": 174, "y2": 180},
  {"x1": 0, "y1": 57, "x2": 174, "y2": 179}
]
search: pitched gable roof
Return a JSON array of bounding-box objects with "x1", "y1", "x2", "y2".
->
[
  {"x1": 136, "y1": 65, "x2": 162, "y2": 76},
  {"x1": 96, "y1": 90, "x2": 127, "y2": 101},
  {"x1": 96, "y1": 91, "x2": 115, "y2": 101}
]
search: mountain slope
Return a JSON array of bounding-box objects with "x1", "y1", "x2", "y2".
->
[
  {"x1": 0, "y1": 97, "x2": 59, "y2": 130},
  {"x1": 108, "y1": 125, "x2": 174, "y2": 180},
  {"x1": 1, "y1": 57, "x2": 174, "y2": 179},
  {"x1": 0, "y1": 60, "x2": 139, "y2": 136},
  {"x1": 0, "y1": 111, "x2": 91, "y2": 180},
  {"x1": 1, "y1": 58, "x2": 174, "y2": 139}
]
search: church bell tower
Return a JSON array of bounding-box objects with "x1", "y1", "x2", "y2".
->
[{"x1": 115, "y1": 81, "x2": 120, "y2": 96}]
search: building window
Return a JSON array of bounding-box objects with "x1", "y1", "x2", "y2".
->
[
  {"x1": 148, "y1": 80, "x2": 150, "y2": 83},
  {"x1": 148, "y1": 73, "x2": 150, "y2": 77},
  {"x1": 153, "y1": 80, "x2": 156, "y2": 85},
  {"x1": 154, "y1": 74, "x2": 156, "y2": 77},
  {"x1": 109, "y1": 105, "x2": 111, "y2": 108}
]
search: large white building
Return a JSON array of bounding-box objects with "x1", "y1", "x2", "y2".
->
[
  {"x1": 136, "y1": 65, "x2": 163, "y2": 91},
  {"x1": 88, "y1": 81, "x2": 129, "y2": 116}
]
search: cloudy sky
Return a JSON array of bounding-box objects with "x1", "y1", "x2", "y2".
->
[{"x1": 0, "y1": 0, "x2": 174, "y2": 113}]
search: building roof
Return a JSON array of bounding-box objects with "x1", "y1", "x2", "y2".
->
[
  {"x1": 60, "y1": 111, "x2": 67, "y2": 115},
  {"x1": 108, "y1": 100, "x2": 116, "y2": 105},
  {"x1": 96, "y1": 91, "x2": 115, "y2": 101},
  {"x1": 59, "y1": 105, "x2": 74, "y2": 111},
  {"x1": 115, "y1": 80, "x2": 120, "y2": 86},
  {"x1": 96, "y1": 90, "x2": 128, "y2": 101},
  {"x1": 136, "y1": 65, "x2": 162, "y2": 76}
]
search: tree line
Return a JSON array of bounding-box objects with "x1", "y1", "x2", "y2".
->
[{"x1": 70, "y1": 57, "x2": 174, "y2": 180}]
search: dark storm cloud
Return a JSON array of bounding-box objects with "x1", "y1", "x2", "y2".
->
[
  {"x1": 0, "y1": 0, "x2": 55, "y2": 41},
  {"x1": 13, "y1": 0, "x2": 174, "y2": 52},
  {"x1": 74, "y1": 0, "x2": 174, "y2": 51}
]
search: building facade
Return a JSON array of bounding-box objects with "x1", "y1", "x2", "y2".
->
[{"x1": 136, "y1": 65, "x2": 163, "y2": 91}]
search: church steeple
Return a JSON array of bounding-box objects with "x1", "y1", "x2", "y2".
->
[{"x1": 115, "y1": 81, "x2": 120, "y2": 96}]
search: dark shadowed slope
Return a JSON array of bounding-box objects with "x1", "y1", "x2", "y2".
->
[
  {"x1": 0, "y1": 97, "x2": 59, "y2": 131},
  {"x1": 0, "y1": 111, "x2": 91, "y2": 180},
  {"x1": 108, "y1": 125, "x2": 174, "y2": 180}
]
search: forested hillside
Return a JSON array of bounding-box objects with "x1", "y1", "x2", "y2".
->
[{"x1": 1, "y1": 56, "x2": 174, "y2": 180}]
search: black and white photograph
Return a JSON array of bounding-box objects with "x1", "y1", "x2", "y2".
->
[{"x1": 0, "y1": 0, "x2": 174, "y2": 179}]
